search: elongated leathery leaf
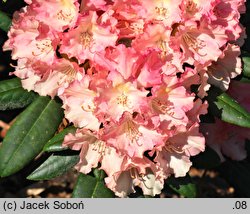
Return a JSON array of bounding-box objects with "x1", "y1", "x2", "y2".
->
[
  {"x1": 0, "y1": 96, "x2": 64, "y2": 177},
  {"x1": 72, "y1": 173, "x2": 114, "y2": 198},
  {"x1": 0, "y1": 10, "x2": 11, "y2": 32},
  {"x1": 208, "y1": 87, "x2": 250, "y2": 128},
  {"x1": 0, "y1": 78, "x2": 37, "y2": 110},
  {"x1": 43, "y1": 126, "x2": 76, "y2": 152},
  {"x1": 242, "y1": 51, "x2": 250, "y2": 78},
  {"x1": 166, "y1": 175, "x2": 197, "y2": 198},
  {"x1": 27, "y1": 152, "x2": 79, "y2": 180}
]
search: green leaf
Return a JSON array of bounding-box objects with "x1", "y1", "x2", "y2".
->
[
  {"x1": 43, "y1": 126, "x2": 76, "y2": 152},
  {"x1": 0, "y1": 78, "x2": 37, "y2": 110},
  {"x1": 192, "y1": 146, "x2": 221, "y2": 169},
  {"x1": 239, "y1": 76, "x2": 250, "y2": 84},
  {"x1": 166, "y1": 175, "x2": 197, "y2": 198},
  {"x1": 0, "y1": 10, "x2": 11, "y2": 32},
  {"x1": 208, "y1": 87, "x2": 250, "y2": 128},
  {"x1": 72, "y1": 173, "x2": 114, "y2": 198},
  {"x1": 27, "y1": 151, "x2": 79, "y2": 180},
  {"x1": 242, "y1": 52, "x2": 250, "y2": 78},
  {"x1": 0, "y1": 96, "x2": 64, "y2": 177},
  {"x1": 93, "y1": 168, "x2": 106, "y2": 180}
]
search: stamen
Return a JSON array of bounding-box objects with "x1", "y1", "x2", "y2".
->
[
  {"x1": 185, "y1": 0, "x2": 198, "y2": 13},
  {"x1": 152, "y1": 98, "x2": 173, "y2": 114},
  {"x1": 116, "y1": 93, "x2": 129, "y2": 106},
  {"x1": 139, "y1": 174, "x2": 154, "y2": 190},
  {"x1": 129, "y1": 168, "x2": 138, "y2": 179},
  {"x1": 129, "y1": 168, "x2": 154, "y2": 190},
  {"x1": 56, "y1": 9, "x2": 74, "y2": 22},
  {"x1": 92, "y1": 141, "x2": 108, "y2": 155},
  {"x1": 125, "y1": 120, "x2": 142, "y2": 146},
  {"x1": 155, "y1": 7, "x2": 169, "y2": 20},
  {"x1": 80, "y1": 32, "x2": 93, "y2": 48},
  {"x1": 163, "y1": 141, "x2": 184, "y2": 154},
  {"x1": 60, "y1": 65, "x2": 77, "y2": 82},
  {"x1": 207, "y1": 67, "x2": 224, "y2": 81},
  {"x1": 81, "y1": 103, "x2": 95, "y2": 112},
  {"x1": 129, "y1": 22, "x2": 143, "y2": 34},
  {"x1": 182, "y1": 33, "x2": 207, "y2": 56},
  {"x1": 32, "y1": 39, "x2": 53, "y2": 56}
]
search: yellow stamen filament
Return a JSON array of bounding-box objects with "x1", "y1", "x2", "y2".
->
[
  {"x1": 125, "y1": 120, "x2": 142, "y2": 145},
  {"x1": 164, "y1": 141, "x2": 184, "y2": 154},
  {"x1": 129, "y1": 22, "x2": 143, "y2": 34},
  {"x1": 155, "y1": 7, "x2": 169, "y2": 20},
  {"x1": 32, "y1": 39, "x2": 53, "y2": 56},
  {"x1": 81, "y1": 103, "x2": 95, "y2": 112},
  {"x1": 186, "y1": 1, "x2": 198, "y2": 13},
  {"x1": 152, "y1": 98, "x2": 184, "y2": 120},
  {"x1": 116, "y1": 93, "x2": 129, "y2": 107},
  {"x1": 207, "y1": 67, "x2": 224, "y2": 81},
  {"x1": 182, "y1": 33, "x2": 206, "y2": 56},
  {"x1": 129, "y1": 168, "x2": 153, "y2": 190},
  {"x1": 92, "y1": 141, "x2": 110, "y2": 155},
  {"x1": 80, "y1": 32, "x2": 93, "y2": 48},
  {"x1": 56, "y1": 9, "x2": 74, "y2": 22},
  {"x1": 60, "y1": 65, "x2": 77, "y2": 82}
]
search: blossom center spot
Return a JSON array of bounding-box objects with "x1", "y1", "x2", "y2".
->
[{"x1": 80, "y1": 32, "x2": 93, "y2": 48}]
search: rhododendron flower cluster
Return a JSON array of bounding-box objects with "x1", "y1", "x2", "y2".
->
[{"x1": 3, "y1": 0, "x2": 245, "y2": 197}]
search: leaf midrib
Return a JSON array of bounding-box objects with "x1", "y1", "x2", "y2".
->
[{"x1": 1, "y1": 99, "x2": 53, "y2": 175}]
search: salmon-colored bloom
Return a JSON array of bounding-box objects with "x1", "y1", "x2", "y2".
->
[{"x1": 4, "y1": 0, "x2": 245, "y2": 197}]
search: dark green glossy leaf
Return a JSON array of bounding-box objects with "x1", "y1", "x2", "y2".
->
[
  {"x1": 43, "y1": 126, "x2": 76, "y2": 152},
  {"x1": 72, "y1": 173, "x2": 114, "y2": 198},
  {"x1": 93, "y1": 169, "x2": 106, "y2": 181},
  {"x1": 27, "y1": 152, "x2": 79, "y2": 180},
  {"x1": 0, "y1": 96, "x2": 64, "y2": 177},
  {"x1": 242, "y1": 52, "x2": 250, "y2": 78},
  {"x1": 208, "y1": 87, "x2": 250, "y2": 128},
  {"x1": 166, "y1": 175, "x2": 197, "y2": 198},
  {"x1": 0, "y1": 78, "x2": 37, "y2": 110},
  {"x1": 192, "y1": 146, "x2": 221, "y2": 169},
  {"x1": 0, "y1": 10, "x2": 11, "y2": 32}
]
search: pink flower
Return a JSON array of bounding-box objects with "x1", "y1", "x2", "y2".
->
[
  {"x1": 132, "y1": 23, "x2": 171, "y2": 55},
  {"x1": 201, "y1": 119, "x2": 249, "y2": 161},
  {"x1": 59, "y1": 77, "x2": 100, "y2": 131},
  {"x1": 180, "y1": 0, "x2": 214, "y2": 20},
  {"x1": 155, "y1": 123, "x2": 205, "y2": 177},
  {"x1": 102, "y1": 112, "x2": 167, "y2": 158},
  {"x1": 29, "y1": 0, "x2": 80, "y2": 32},
  {"x1": 3, "y1": 13, "x2": 58, "y2": 64},
  {"x1": 171, "y1": 21, "x2": 226, "y2": 66},
  {"x1": 104, "y1": 157, "x2": 164, "y2": 197},
  {"x1": 63, "y1": 128, "x2": 125, "y2": 175},
  {"x1": 150, "y1": 82, "x2": 195, "y2": 129},
  {"x1": 143, "y1": 0, "x2": 182, "y2": 26},
  {"x1": 3, "y1": 0, "x2": 245, "y2": 197},
  {"x1": 60, "y1": 11, "x2": 118, "y2": 63},
  {"x1": 207, "y1": 44, "x2": 242, "y2": 91},
  {"x1": 95, "y1": 74, "x2": 148, "y2": 122},
  {"x1": 34, "y1": 58, "x2": 84, "y2": 97}
]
